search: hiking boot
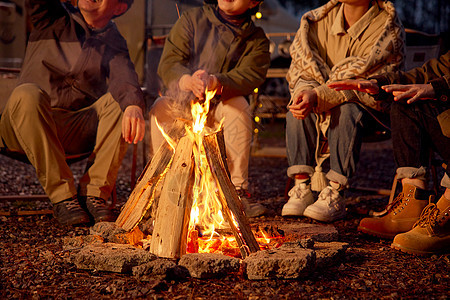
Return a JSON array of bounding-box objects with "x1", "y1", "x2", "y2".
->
[
  {"x1": 83, "y1": 196, "x2": 116, "y2": 223},
  {"x1": 237, "y1": 189, "x2": 267, "y2": 218},
  {"x1": 282, "y1": 181, "x2": 314, "y2": 216},
  {"x1": 358, "y1": 183, "x2": 433, "y2": 239},
  {"x1": 391, "y1": 195, "x2": 450, "y2": 255},
  {"x1": 303, "y1": 185, "x2": 346, "y2": 222},
  {"x1": 53, "y1": 196, "x2": 90, "y2": 226}
]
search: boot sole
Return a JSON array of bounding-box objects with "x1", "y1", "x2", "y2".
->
[
  {"x1": 303, "y1": 209, "x2": 346, "y2": 222},
  {"x1": 390, "y1": 243, "x2": 446, "y2": 256},
  {"x1": 281, "y1": 207, "x2": 305, "y2": 217},
  {"x1": 357, "y1": 226, "x2": 397, "y2": 239},
  {"x1": 57, "y1": 215, "x2": 90, "y2": 226}
]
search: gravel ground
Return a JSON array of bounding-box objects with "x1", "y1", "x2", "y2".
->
[{"x1": 0, "y1": 119, "x2": 449, "y2": 299}]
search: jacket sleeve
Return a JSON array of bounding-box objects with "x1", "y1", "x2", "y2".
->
[
  {"x1": 157, "y1": 14, "x2": 194, "y2": 90},
  {"x1": 215, "y1": 30, "x2": 271, "y2": 100},
  {"x1": 286, "y1": 25, "x2": 321, "y2": 102},
  {"x1": 106, "y1": 31, "x2": 145, "y2": 112},
  {"x1": 371, "y1": 51, "x2": 450, "y2": 103},
  {"x1": 26, "y1": 0, "x2": 66, "y2": 29},
  {"x1": 108, "y1": 51, "x2": 145, "y2": 112}
]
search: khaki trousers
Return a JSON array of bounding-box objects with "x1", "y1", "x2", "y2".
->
[
  {"x1": 0, "y1": 83, "x2": 127, "y2": 204},
  {"x1": 149, "y1": 96, "x2": 252, "y2": 189}
]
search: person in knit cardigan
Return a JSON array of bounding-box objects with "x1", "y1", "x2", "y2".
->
[{"x1": 283, "y1": 0, "x2": 405, "y2": 222}]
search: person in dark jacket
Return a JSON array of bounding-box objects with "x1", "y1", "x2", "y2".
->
[
  {"x1": 0, "y1": 0, "x2": 146, "y2": 226},
  {"x1": 329, "y1": 51, "x2": 449, "y2": 255},
  {"x1": 149, "y1": 0, "x2": 271, "y2": 217}
]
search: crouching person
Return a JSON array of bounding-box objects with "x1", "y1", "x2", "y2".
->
[
  {"x1": 149, "y1": 0, "x2": 271, "y2": 217},
  {"x1": 0, "y1": 0, "x2": 146, "y2": 226},
  {"x1": 329, "y1": 50, "x2": 450, "y2": 255}
]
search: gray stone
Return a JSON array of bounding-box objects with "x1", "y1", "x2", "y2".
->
[
  {"x1": 62, "y1": 235, "x2": 104, "y2": 252},
  {"x1": 178, "y1": 253, "x2": 241, "y2": 279},
  {"x1": 73, "y1": 243, "x2": 157, "y2": 273},
  {"x1": 244, "y1": 248, "x2": 316, "y2": 280},
  {"x1": 132, "y1": 258, "x2": 189, "y2": 280},
  {"x1": 280, "y1": 237, "x2": 315, "y2": 249},
  {"x1": 89, "y1": 222, "x2": 128, "y2": 243},
  {"x1": 279, "y1": 223, "x2": 338, "y2": 242},
  {"x1": 314, "y1": 241, "x2": 349, "y2": 268}
]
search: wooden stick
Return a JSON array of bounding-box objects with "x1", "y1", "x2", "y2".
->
[
  {"x1": 149, "y1": 136, "x2": 195, "y2": 259},
  {"x1": 203, "y1": 131, "x2": 260, "y2": 258},
  {"x1": 115, "y1": 141, "x2": 174, "y2": 231}
]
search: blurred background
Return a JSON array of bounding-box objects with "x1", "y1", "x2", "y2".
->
[{"x1": 1, "y1": 0, "x2": 448, "y2": 110}]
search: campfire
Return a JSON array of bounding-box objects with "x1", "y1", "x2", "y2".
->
[{"x1": 115, "y1": 88, "x2": 284, "y2": 259}]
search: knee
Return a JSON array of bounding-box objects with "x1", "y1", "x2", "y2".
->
[
  {"x1": 8, "y1": 84, "x2": 48, "y2": 115},
  {"x1": 149, "y1": 97, "x2": 173, "y2": 123},
  {"x1": 331, "y1": 103, "x2": 362, "y2": 126},
  {"x1": 221, "y1": 96, "x2": 250, "y2": 116}
]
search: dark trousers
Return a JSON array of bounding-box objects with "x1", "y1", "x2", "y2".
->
[{"x1": 391, "y1": 101, "x2": 450, "y2": 179}]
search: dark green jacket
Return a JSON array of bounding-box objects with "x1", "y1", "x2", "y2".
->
[
  {"x1": 18, "y1": 0, "x2": 144, "y2": 112},
  {"x1": 157, "y1": 3, "x2": 271, "y2": 100}
]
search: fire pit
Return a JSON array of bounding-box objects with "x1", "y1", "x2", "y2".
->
[{"x1": 65, "y1": 88, "x2": 348, "y2": 280}]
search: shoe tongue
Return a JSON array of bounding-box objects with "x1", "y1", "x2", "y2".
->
[
  {"x1": 436, "y1": 195, "x2": 450, "y2": 211},
  {"x1": 295, "y1": 178, "x2": 310, "y2": 186},
  {"x1": 402, "y1": 183, "x2": 433, "y2": 200}
]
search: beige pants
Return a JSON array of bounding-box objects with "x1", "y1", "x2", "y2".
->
[
  {"x1": 0, "y1": 83, "x2": 127, "y2": 203},
  {"x1": 149, "y1": 96, "x2": 252, "y2": 189}
]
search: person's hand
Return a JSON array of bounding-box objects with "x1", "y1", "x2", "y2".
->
[
  {"x1": 288, "y1": 89, "x2": 317, "y2": 119},
  {"x1": 381, "y1": 84, "x2": 435, "y2": 104},
  {"x1": 122, "y1": 105, "x2": 145, "y2": 144},
  {"x1": 328, "y1": 79, "x2": 379, "y2": 94},
  {"x1": 178, "y1": 70, "x2": 210, "y2": 100}
]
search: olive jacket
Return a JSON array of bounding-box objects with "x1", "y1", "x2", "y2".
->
[
  {"x1": 157, "y1": 3, "x2": 271, "y2": 101},
  {"x1": 371, "y1": 50, "x2": 450, "y2": 137},
  {"x1": 17, "y1": 0, "x2": 145, "y2": 112}
]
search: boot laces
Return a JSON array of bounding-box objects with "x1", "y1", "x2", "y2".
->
[
  {"x1": 385, "y1": 193, "x2": 404, "y2": 213},
  {"x1": 413, "y1": 203, "x2": 439, "y2": 234},
  {"x1": 64, "y1": 197, "x2": 80, "y2": 211},
  {"x1": 88, "y1": 196, "x2": 107, "y2": 207}
]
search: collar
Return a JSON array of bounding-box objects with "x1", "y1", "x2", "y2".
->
[{"x1": 330, "y1": 2, "x2": 380, "y2": 39}]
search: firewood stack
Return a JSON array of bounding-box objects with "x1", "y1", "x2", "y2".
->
[{"x1": 116, "y1": 125, "x2": 259, "y2": 259}]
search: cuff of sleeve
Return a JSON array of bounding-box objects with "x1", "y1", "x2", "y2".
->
[
  {"x1": 430, "y1": 78, "x2": 449, "y2": 103},
  {"x1": 339, "y1": 89, "x2": 359, "y2": 102}
]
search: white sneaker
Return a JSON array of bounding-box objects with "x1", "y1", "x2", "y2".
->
[
  {"x1": 282, "y1": 183, "x2": 314, "y2": 216},
  {"x1": 303, "y1": 185, "x2": 346, "y2": 222}
]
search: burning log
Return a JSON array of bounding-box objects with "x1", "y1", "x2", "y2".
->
[
  {"x1": 115, "y1": 141, "x2": 174, "y2": 231},
  {"x1": 203, "y1": 131, "x2": 260, "y2": 257},
  {"x1": 149, "y1": 136, "x2": 195, "y2": 258},
  {"x1": 116, "y1": 120, "x2": 185, "y2": 231}
]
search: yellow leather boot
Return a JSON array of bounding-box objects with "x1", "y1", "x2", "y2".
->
[
  {"x1": 391, "y1": 195, "x2": 450, "y2": 255},
  {"x1": 358, "y1": 183, "x2": 433, "y2": 239}
]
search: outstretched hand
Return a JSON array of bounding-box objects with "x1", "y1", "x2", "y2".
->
[
  {"x1": 382, "y1": 84, "x2": 435, "y2": 104},
  {"x1": 122, "y1": 105, "x2": 145, "y2": 144},
  {"x1": 328, "y1": 79, "x2": 379, "y2": 94},
  {"x1": 288, "y1": 89, "x2": 317, "y2": 119}
]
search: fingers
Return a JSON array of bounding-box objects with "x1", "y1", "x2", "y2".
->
[
  {"x1": 327, "y1": 80, "x2": 358, "y2": 91},
  {"x1": 381, "y1": 84, "x2": 409, "y2": 93},
  {"x1": 122, "y1": 106, "x2": 145, "y2": 144},
  {"x1": 328, "y1": 79, "x2": 379, "y2": 94}
]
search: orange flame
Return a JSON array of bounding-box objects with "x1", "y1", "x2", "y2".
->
[{"x1": 155, "y1": 118, "x2": 176, "y2": 150}]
